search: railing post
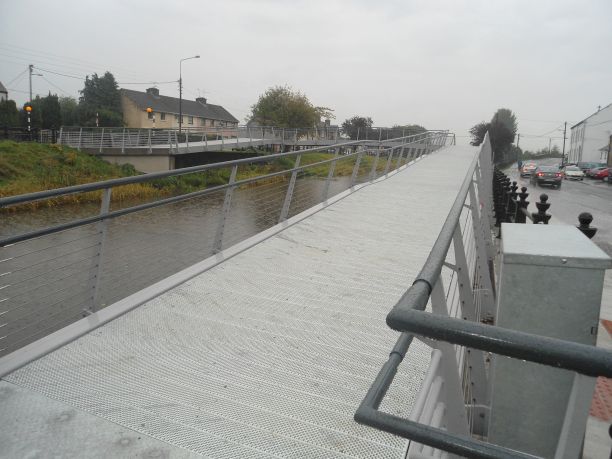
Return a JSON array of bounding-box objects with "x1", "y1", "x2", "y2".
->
[
  {"x1": 515, "y1": 187, "x2": 529, "y2": 224},
  {"x1": 99, "y1": 127, "x2": 105, "y2": 153},
  {"x1": 350, "y1": 151, "x2": 363, "y2": 187},
  {"x1": 186, "y1": 129, "x2": 189, "y2": 150},
  {"x1": 147, "y1": 128, "x2": 152, "y2": 154},
  {"x1": 369, "y1": 150, "x2": 381, "y2": 181},
  {"x1": 213, "y1": 165, "x2": 238, "y2": 253},
  {"x1": 468, "y1": 181, "x2": 496, "y2": 320},
  {"x1": 384, "y1": 148, "x2": 394, "y2": 176},
  {"x1": 88, "y1": 187, "x2": 112, "y2": 315},
  {"x1": 322, "y1": 148, "x2": 339, "y2": 201},
  {"x1": 58, "y1": 127, "x2": 63, "y2": 145},
  {"x1": 532, "y1": 194, "x2": 551, "y2": 224},
  {"x1": 121, "y1": 128, "x2": 126, "y2": 154},
  {"x1": 451, "y1": 225, "x2": 491, "y2": 433},
  {"x1": 279, "y1": 154, "x2": 301, "y2": 222}
]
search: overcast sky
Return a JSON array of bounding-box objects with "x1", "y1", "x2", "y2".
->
[{"x1": 1, "y1": 0, "x2": 611, "y2": 151}]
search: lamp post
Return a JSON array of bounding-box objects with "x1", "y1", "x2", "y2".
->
[
  {"x1": 146, "y1": 107, "x2": 155, "y2": 129},
  {"x1": 179, "y1": 55, "x2": 200, "y2": 134}
]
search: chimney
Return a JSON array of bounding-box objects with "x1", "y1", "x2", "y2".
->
[
  {"x1": 196, "y1": 97, "x2": 207, "y2": 105},
  {"x1": 146, "y1": 87, "x2": 159, "y2": 97}
]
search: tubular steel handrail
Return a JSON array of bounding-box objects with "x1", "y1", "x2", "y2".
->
[
  {"x1": 354, "y1": 133, "x2": 612, "y2": 459},
  {"x1": 0, "y1": 133, "x2": 439, "y2": 246},
  {"x1": 0, "y1": 131, "x2": 451, "y2": 359}
]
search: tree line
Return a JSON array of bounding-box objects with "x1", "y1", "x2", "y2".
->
[
  {"x1": 0, "y1": 72, "x2": 122, "y2": 129},
  {"x1": 2, "y1": 79, "x2": 428, "y2": 136}
]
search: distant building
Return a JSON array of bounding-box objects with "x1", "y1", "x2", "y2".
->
[
  {"x1": 568, "y1": 103, "x2": 612, "y2": 164},
  {"x1": 0, "y1": 81, "x2": 7, "y2": 102},
  {"x1": 121, "y1": 87, "x2": 238, "y2": 129}
]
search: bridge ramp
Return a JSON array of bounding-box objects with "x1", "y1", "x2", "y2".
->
[{"x1": 2, "y1": 145, "x2": 478, "y2": 458}]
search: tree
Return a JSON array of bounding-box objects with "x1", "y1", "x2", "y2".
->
[
  {"x1": 341, "y1": 116, "x2": 373, "y2": 140},
  {"x1": 39, "y1": 93, "x2": 62, "y2": 129},
  {"x1": 469, "y1": 122, "x2": 489, "y2": 146},
  {"x1": 248, "y1": 86, "x2": 333, "y2": 128},
  {"x1": 78, "y1": 72, "x2": 122, "y2": 126},
  {"x1": 0, "y1": 99, "x2": 20, "y2": 127},
  {"x1": 59, "y1": 96, "x2": 78, "y2": 126},
  {"x1": 469, "y1": 108, "x2": 518, "y2": 163}
]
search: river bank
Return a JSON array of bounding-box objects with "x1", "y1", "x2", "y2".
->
[{"x1": 0, "y1": 141, "x2": 384, "y2": 212}]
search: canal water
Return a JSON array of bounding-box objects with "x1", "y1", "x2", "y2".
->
[{"x1": 0, "y1": 175, "x2": 354, "y2": 356}]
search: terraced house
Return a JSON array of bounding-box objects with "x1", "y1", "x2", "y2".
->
[{"x1": 121, "y1": 87, "x2": 239, "y2": 129}]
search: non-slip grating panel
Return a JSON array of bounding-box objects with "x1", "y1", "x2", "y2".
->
[{"x1": 5, "y1": 145, "x2": 479, "y2": 458}]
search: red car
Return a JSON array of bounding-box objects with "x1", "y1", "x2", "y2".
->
[{"x1": 592, "y1": 168, "x2": 609, "y2": 180}]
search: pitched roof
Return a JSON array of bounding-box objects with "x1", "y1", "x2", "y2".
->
[
  {"x1": 571, "y1": 102, "x2": 612, "y2": 129},
  {"x1": 0, "y1": 81, "x2": 7, "y2": 94},
  {"x1": 121, "y1": 88, "x2": 238, "y2": 123}
]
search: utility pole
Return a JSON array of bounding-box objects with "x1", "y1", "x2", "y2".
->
[
  {"x1": 561, "y1": 122, "x2": 567, "y2": 166},
  {"x1": 516, "y1": 133, "x2": 520, "y2": 148},
  {"x1": 28, "y1": 64, "x2": 33, "y2": 102},
  {"x1": 548, "y1": 137, "x2": 552, "y2": 156}
]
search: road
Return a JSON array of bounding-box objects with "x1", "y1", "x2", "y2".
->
[{"x1": 505, "y1": 160, "x2": 612, "y2": 257}]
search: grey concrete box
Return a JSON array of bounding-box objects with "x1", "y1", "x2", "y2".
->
[{"x1": 488, "y1": 223, "x2": 612, "y2": 458}]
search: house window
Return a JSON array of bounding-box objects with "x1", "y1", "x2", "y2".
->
[
  {"x1": 160, "y1": 113, "x2": 166, "y2": 121},
  {"x1": 188, "y1": 116, "x2": 194, "y2": 125},
  {"x1": 174, "y1": 114, "x2": 179, "y2": 122},
  {"x1": 211, "y1": 120, "x2": 215, "y2": 127}
]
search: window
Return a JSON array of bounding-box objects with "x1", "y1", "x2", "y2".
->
[
  {"x1": 188, "y1": 116, "x2": 194, "y2": 125},
  {"x1": 211, "y1": 120, "x2": 215, "y2": 127},
  {"x1": 174, "y1": 114, "x2": 179, "y2": 122},
  {"x1": 160, "y1": 113, "x2": 166, "y2": 121}
]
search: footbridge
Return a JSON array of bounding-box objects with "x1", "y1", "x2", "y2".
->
[
  {"x1": 0, "y1": 132, "x2": 610, "y2": 458},
  {"x1": 57, "y1": 126, "x2": 448, "y2": 172}
]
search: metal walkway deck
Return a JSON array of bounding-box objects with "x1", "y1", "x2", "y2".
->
[{"x1": 1, "y1": 145, "x2": 478, "y2": 458}]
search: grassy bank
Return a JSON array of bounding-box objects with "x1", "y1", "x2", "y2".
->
[{"x1": 0, "y1": 141, "x2": 388, "y2": 212}]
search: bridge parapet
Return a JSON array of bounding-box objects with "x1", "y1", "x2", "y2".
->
[{"x1": 355, "y1": 133, "x2": 612, "y2": 459}]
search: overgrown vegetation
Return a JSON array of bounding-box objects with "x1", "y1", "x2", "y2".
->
[{"x1": 1, "y1": 142, "x2": 389, "y2": 213}]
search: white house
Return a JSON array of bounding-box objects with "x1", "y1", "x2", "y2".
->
[{"x1": 568, "y1": 103, "x2": 612, "y2": 164}]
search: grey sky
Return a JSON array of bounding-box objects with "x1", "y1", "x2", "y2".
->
[{"x1": 1, "y1": 0, "x2": 611, "y2": 151}]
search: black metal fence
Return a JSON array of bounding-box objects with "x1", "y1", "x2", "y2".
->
[{"x1": 0, "y1": 127, "x2": 59, "y2": 143}]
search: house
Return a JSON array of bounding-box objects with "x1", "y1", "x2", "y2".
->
[
  {"x1": 568, "y1": 103, "x2": 612, "y2": 164},
  {"x1": 121, "y1": 87, "x2": 239, "y2": 129},
  {"x1": 0, "y1": 81, "x2": 7, "y2": 102}
]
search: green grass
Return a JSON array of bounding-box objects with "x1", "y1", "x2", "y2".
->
[{"x1": 0, "y1": 142, "x2": 388, "y2": 212}]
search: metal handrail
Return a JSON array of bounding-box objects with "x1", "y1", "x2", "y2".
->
[
  {"x1": 0, "y1": 132, "x2": 448, "y2": 247},
  {"x1": 354, "y1": 133, "x2": 612, "y2": 459},
  {"x1": 1, "y1": 133, "x2": 433, "y2": 209}
]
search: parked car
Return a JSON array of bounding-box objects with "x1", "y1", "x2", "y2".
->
[
  {"x1": 586, "y1": 166, "x2": 608, "y2": 178},
  {"x1": 520, "y1": 162, "x2": 537, "y2": 177},
  {"x1": 561, "y1": 165, "x2": 584, "y2": 180},
  {"x1": 591, "y1": 167, "x2": 609, "y2": 180},
  {"x1": 577, "y1": 162, "x2": 606, "y2": 173},
  {"x1": 530, "y1": 166, "x2": 563, "y2": 188}
]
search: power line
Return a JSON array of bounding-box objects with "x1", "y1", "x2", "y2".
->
[
  {"x1": 40, "y1": 76, "x2": 72, "y2": 96},
  {"x1": 34, "y1": 66, "x2": 178, "y2": 85},
  {"x1": 6, "y1": 68, "x2": 28, "y2": 86}
]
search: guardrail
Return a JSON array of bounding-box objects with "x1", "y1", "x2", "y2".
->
[
  {"x1": 57, "y1": 126, "x2": 449, "y2": 154},
  {"x1": 354, "y1": 133, "x2": 612, "y2": 459},
  {"x1": 0, "y1": 131, "x2": 452, "y2": 359}
]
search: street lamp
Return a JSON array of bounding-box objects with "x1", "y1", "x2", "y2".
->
[
  {"x1": 179, "y1": 55, "x2": 200, "y2": 134},
  {"x1": 146, "y1": 107, "x2": 155, "y2": 129}
]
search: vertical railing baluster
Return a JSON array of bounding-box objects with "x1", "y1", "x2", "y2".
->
[
  {"x1": 350, "y1": 150, "x2": 363, "y2": 187},
  {"x1": 213, "y1": 165, "x2": 238, "y2": 253},
  {"x1": 384, "y1": 148, "x2": 395, "y2": 176},
  {"x1": 369, "y1": 150, "x2": 381, "y2": 181},
  {"x1": 121, "y1": 128, "x2": 126, "y2": 154},
  {"x1": 99, "y1": 128, "x2": 105, "y2": 153},
  {"x1": 279, "y1": 154, "x2": 301, "y2": 222},
  {"x1": 88, "y1": 187, "x2": 112, "y2": 315},
  {"x1": 323, "y1": 148, "x2": 339, "y2": 201},
  {"x1": 147, "y1": 129, "x2": 152, "y2": 154}
]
